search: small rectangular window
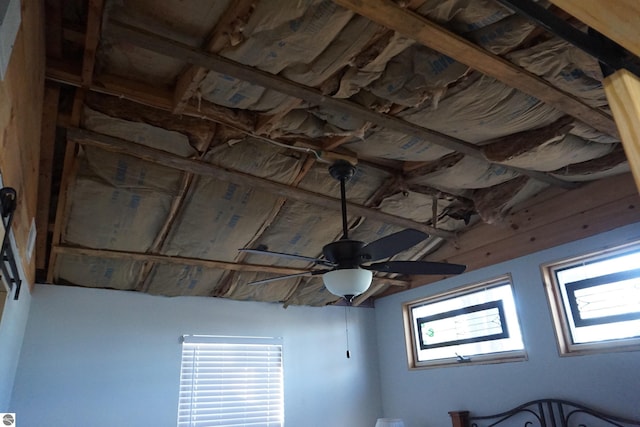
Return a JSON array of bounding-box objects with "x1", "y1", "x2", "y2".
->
[
  {"x1": 177, "y1": 335, "x2": 284, "y2": 427},
  {"x1": 542, "y1": 242, "x2": 640, "y2": 355},
  {"x1": 403, "y1": 275, "x2": 526, "y2": 369}
]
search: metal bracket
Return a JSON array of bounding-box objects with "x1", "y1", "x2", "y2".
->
[
  {"x1": 495, "y1": 0, "x2": 640, "y2": 78},
  {"x1": 1, "y1": 187, "x2": 22, "y2": 300}
]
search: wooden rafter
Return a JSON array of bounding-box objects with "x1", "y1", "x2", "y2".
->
[
  {"x1": 46, "y1": 64, "x2": 257, "y2": 132},
  {"x1": 173, "y1": 0, "x2": 257, "y2": 114},
  {"x1": 604, "y1": 70, "x2": 640, "y2": 192},
  {"x1": 65, "y1": 127, "x2": 455, "y2": 239},
  {"x1": 46, "y1": 91, "x2": 85, "y2": 283},
  {"x1": 52, "y1": 245, "x2": 410, "y2": 288},
  {"x1": 136, "y1": 130, "x2": 217, "y2": 292},
  {"x1": 48, "y1": 68, "x2": 468, "y2": 211},
  {"x1": 548, "y1": 0, "x2": 640, "y2": 58},
  {"x1": 36, "y1": 84, "x2": 60, "y2": 271},
  {"x1": 102, "y1": 20, "x2": 578, "y2": 190},
  {"x1": 332, "y1": 0, "x2": 619, "y2": 138},
  {"x1": 45, "y1": 0, "x2": 63, "y2": 58},
  {"x1": 81, "y1": 0, "x2": 105, "y2": 86},
  {"x1": 220, "y1": 156, "x2": 317, "y2": 299}
]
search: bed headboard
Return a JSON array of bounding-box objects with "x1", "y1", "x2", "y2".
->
[{"x1": 449, "y1": 398, "x2": 640, "y2": 427}]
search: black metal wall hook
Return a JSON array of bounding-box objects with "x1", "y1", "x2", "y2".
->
[{"x1": 1, "y1": 187, "x2": 22, "y2": 300}]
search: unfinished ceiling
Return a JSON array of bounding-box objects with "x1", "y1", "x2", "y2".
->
[{"x1": 39, "y1": 0, "x2": 640, "y2": 306}]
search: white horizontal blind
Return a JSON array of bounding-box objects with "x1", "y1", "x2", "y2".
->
[{"x1": 178, "y1": 336, "x2": 284, "y2": 427}]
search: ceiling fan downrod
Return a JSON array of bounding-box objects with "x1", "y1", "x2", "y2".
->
[{"x1": 329, "y1": 160, "x2": 356, "y2": 240}]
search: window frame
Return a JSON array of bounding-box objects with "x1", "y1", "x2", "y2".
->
[
  {"x1": 403, "y1": 274, "x2": 527, "y2": 370},
  {"x1": 542, "y1": 241, "x2": 640, "y2": 356},
  {"x1": 177, "y1": 335, "x2": 284, "y2": 427}
]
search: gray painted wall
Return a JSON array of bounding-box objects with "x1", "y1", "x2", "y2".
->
[
  {"x1": 374, "y1": 223, "x2": 640, "y2": 427},
  {"x1": 0, "y1": 283, "x2": 30, "y2": 411},
  {"x1": 11, "y1": 286, "x2": 382, "y2": 427}
]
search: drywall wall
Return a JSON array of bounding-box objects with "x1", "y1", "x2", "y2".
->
[
  {"x1": 0, "y1": 284, "x2": 30, "y2": 411},
  {"x1": 375, "y1": 222, "x2": 640, "y2": 427},
  {"x1": 11, "y1": 286, "x2": 382, "y2": 427}
]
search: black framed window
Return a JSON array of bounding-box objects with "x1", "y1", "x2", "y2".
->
[
  {"x1": 417, "y1": 300, "x2": 509, "y2": 350},
  {"x1": 543, "y1": 242, "x2": 640, "y2": 354},
  {"x1": 404, "y1": 275, "x2": 525, "y2": 368}
]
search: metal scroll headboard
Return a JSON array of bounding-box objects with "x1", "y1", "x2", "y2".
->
[
  {"x1": 452, "y1": 399, "x2": 640, "y2": 427},
  {"x1": 1, "y1": 187, "x2": 22, "y2": 300}
]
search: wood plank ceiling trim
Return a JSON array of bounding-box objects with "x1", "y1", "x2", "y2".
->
[
  {"x1": 102, "y1": 20, "x2": 578, "y2": 190},
  {"x1": 333, "y1": 0, "x2": 619, "y2": 138},
  {"x1": 385, "y1": 172, "x2": 640, "y2": 296}
]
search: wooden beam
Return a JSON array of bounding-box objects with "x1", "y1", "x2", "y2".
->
[
  {"x1": 102, "y1": 20, "x2": 579, "y2": 190},
  {"x1": 548, "y1": 0, "x2": 640, "y2": 58},
  {"x1": 52, "y1": 245, "x2": 410, "y2": 287},
  {"x1": 173, "y1": 0, "x2": 256, "y2": 113},
  {"x1": 81, "y1": 0, "x2": 105, "y2": 86},
  {"x1": 47, "y1": 65, "x2": 436, "y2": 195},
  {"x1": 46, "y1": 91, "x2": 84, "y2": 283},
  {"x1": 53, "y1": 245, "x2": 315, "y2": 276},
  {"x1": 219, "y1": 156, "x2": 316, "y2": 298},
  {"x1": 46, "y1": 63, "x2": 257, "y2": 132},
  {"x1": 333, "y1": 0, "x2": 619, "y2": 138},
  {"x1": 105, "y1": 20, "x2": 477, "y2": 153},
  {"x1": 45, "y1": 0, "x2": 63, "y2": 58},
  {"x1": 85, "y1": 91, "x2": 218, "y2": 151},
  {"x1": 603, "y1": 69, "x2": 640, "y2": 193},
  {"x1": 36, "y1": 84, "x2": 60, "y2": 270},
  {"x1": 66, "y1": 127, "x2": 455, "y2": 239}
]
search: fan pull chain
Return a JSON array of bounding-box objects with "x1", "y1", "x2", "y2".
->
[{"x1": 345, "y1": 305, "x2": 351, "y2": 358}]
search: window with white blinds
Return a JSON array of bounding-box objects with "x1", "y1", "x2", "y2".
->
[{"x1": 177, "y1": 335, "x2": 284, "y2": 427}]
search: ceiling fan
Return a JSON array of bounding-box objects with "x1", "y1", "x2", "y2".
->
[{"x1": 239, "y1": 160, "x2": 466, "y2": 301}]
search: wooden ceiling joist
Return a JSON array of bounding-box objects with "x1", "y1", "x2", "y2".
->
[
  {"x1": 65, "y1": 127, "x2": 455, "y2": 239},
  {"x1": 102, "y1": 19, "x2": 578, "y2": 190},
  {"x1": 173, "y1": 0, "x2": 257, "y2": 114},
  {"x1": 46, "y1": 64, "x2": 257, "y2": 132},
  {"x1": 36, "y1": 84, "x2": 60, "y2": 270},
  {"x1": 47, "y1": 72, "x2": 460, "y2": 207},
  {"x1": 52, "y1": 245, "x2": 410, "y2": 288},
  {"x1": 333, "y1": 0, "x2": 619, "y2": 139},
  {"x1": 549, "y1": 0, "x2": 640, "y2": 58},
  {"x1": 81, "y1": 0, "x2": 105, "y2": 86},
  {"x1": 604, "y1": 70, "x2": 640, "y2": 192}
]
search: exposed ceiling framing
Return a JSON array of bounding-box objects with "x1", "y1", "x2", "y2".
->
[{"x1": 36, "y1": 0, "x2": 640, "y2": 306}]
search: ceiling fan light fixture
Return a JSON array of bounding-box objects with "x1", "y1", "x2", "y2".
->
[{"x1": 323, "y1": 268, "x2": 372, "y2": 300}]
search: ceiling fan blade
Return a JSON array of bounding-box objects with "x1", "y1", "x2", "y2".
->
[
  {"x1": 247, "y1": 270, "x2": 326, "y2": 286},
  {"x1": 359, "y1": 229, "x2": 429, "y2": 261},
  {"x1": 239, "y1": 248, "x2": 335, "y2": 267},
  {"x1": 364, "y1": 260, "x2": 466, "y2": 275}
]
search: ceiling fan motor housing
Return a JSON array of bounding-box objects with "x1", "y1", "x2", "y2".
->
[{"x1": 322, "y1": 239, "x2": 369, "y2": 269}]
